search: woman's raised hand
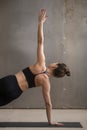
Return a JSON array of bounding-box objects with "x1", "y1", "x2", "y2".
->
[{"x1": 38, "y1": 9, "x2": 48, "y2": 23}]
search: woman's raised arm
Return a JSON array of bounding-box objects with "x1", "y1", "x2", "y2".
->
[{"x1": 36, "y1": 9, "x2": 47, "y2": 66}]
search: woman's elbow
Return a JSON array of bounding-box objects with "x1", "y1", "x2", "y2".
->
[
  {"x1": 38, "y1": 38, "x2": 44, "y2": 44},
  {"x1": 45, "y1": 102, "x2": 52, "y2": 108}
]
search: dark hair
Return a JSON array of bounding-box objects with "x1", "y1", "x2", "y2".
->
[{"x1": 53, "y1": 63, "x2": 70, "y2": 77}]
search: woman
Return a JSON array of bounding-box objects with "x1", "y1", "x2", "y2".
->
[{"x1": 0, "y1": 9, "x2": 70, "y2": 126}]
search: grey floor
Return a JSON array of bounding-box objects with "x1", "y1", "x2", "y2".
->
[{"x1": 0, "y1": 109, "x2": 87, "y2": 130}]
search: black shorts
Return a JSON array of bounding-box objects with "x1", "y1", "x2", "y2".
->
[{"x1": 0, "y1": 75, "x2": 23, "y2": 106}]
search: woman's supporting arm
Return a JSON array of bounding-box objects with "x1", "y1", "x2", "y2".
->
[
  {"x1": 42, "y1": 78, "x2": 64, "y2": 126},
  {"x1": 42, "y1": 78, "x2": 52, "y2": 124}
]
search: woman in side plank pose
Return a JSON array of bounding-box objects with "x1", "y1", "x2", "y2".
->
[{"x1": 0, "y1": 9, "x2": 70, "y2": 126}]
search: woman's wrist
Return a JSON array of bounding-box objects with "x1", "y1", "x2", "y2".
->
[
  {"x1": 38, "y1": 21, "x2": 44, "y2": 24},
  {"x1": 48, "y1": 121, "x2": 52, "y2": 125}
]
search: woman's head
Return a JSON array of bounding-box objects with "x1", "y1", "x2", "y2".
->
[{"x1": 49, "y1": 63, "x2": 70, "y2": 78}]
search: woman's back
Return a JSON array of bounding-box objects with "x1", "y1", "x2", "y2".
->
[{"x1": 15, "y1": 64, "x2": 47, "y2": 91}]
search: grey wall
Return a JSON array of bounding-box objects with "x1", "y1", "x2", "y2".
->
[{"x1": 0, "y1": 0, "x2": 87, "y2": 108}]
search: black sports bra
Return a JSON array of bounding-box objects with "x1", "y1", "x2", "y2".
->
[{"x1": 22, "y1": 67, "x2": 47, "y2": 88}]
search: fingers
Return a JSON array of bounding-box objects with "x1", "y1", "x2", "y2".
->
[
  {"x1": 41, "y1": 9, "x2": 46, "y2": 13},
  {"x1": 55, "y1": 122, "x2": 64, "y2": 126},
  {"x1": 38, "y1": 9, "x2": 48, "y2": 23},
  {"x1": 40, "y1": 9, "x2": 46, "y2": 16},
  {"x1": 50, "y1": 122, "x2": 64, "y2": 126}
]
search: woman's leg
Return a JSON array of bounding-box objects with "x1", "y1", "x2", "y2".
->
[
  {"x1": 0, "y1": 96, "x2": 11, "y2": 106},
  {"x1": 0, "y1": 75, "x2": 23, "y2": 106}
]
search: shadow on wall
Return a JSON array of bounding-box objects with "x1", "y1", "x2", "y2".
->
[
  {"x1": 0, "y1": 0, "x2": 39, "y2": 77},
  {"x1": 0, "y1": 32, "x2": 36, "y2": 77}
]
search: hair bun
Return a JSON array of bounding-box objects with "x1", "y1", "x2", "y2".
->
[{"x1": 66, "y1": 71, "x2": 70, "y2": 76}]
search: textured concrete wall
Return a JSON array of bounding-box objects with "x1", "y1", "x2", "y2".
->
[{"x1": 0, "y1": 0, "x2": 87, "y2": 108}]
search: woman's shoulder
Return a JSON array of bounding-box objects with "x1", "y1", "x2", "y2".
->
[{"x1": 29, "y1": 63, "x2": 46, "y2": 73}]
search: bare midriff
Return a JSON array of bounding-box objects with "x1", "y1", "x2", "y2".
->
[{"x1": 15, "y1": 71, "x2": 29, "y2": 91}]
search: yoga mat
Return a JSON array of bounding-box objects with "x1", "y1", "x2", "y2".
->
[{"x1": 0, "y1": 122, "x2": 83, "y2": 128}]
